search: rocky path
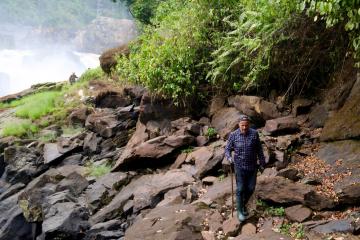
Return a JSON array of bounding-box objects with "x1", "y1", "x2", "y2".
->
[{"x1": 0, "y1": 74, "x2": 359, "y2": 240}]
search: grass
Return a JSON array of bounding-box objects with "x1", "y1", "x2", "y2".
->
[
  {"x1": 14, "y1": 91, "x2": 60, "y2": 120},
  {"x1": 85, "y1": 162, "x2": 112, "y2": 178},
  {"x1": 256, "y1": 199, "x2": 285, "y2": 216},
  {"x1": 61, "y1": 126, "x2": 84, "y2": 137},
  {"x1": 1, "y1": 120, "x2": 39, "y2": 137},
  {"x1": 181, "y1": 146, "x2": 194, "y2": 154},
  {"x1": 205, "y1": 127, "x2": 217, "y2": 138}
]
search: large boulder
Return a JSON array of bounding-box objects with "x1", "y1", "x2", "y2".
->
[
  {"x1": 40, "y1": 202, "x2": 90, "y2": 240},
  {"x1": 321, "y1": 76, "x2": 360, "y2": 141},
  {"x1": 75, "y1": 17, "x2": 137, "y2": 53},
  {"x1": 211, "y1": 107, "x2": 243, "y2": 139},
  {"x1": 91, "y1": 169, "x2": 194, "y2": 224},
  {"x1": 228, "y1": 95, "x2": 280, "y2": 122},
  {"x1": 256, "y1": 176, "x2": 314, "y2": 205},
  {"x1": 125, "y1": 204, "x2": 206, "y2": 240},
  {"x1": 3, "y1": 146, "x2": 42, "y2": 185},
  {"x1": 317, "y1": 140, "x2": 360, "y2": 205},
  {"x1": 262, "y1": 116, "x2": 299, "y2": 136}
]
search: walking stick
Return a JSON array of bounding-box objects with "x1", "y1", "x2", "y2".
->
[{"x1": 230, "y1": 163, "x2": 234, "y2": 217}]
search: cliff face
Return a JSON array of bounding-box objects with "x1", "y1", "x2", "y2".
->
[{"x1": 0, "y1": 62, "x2": 359, "y2": 240}]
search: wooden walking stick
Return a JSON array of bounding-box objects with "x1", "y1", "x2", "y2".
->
[{"x1": 230, "y1": 163, "x2": 234, "y2": 217}]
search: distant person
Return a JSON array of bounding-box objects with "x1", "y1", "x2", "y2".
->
[
  {"x1": 225, "y1": 115, "x2": 266, "y2": 221},
  {"x1": 69, "y1": 72, "x2": 78, "y2": 85}
]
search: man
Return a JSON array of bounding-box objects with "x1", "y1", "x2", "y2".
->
[
  {"x1": 69, "y1": 72, "x2": 78, "y2": 85},
  {"x1": 225, "y1": 115, "x2": 265, "y2": 221}
]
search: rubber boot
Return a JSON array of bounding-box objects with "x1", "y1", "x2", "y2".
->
[{"x1": 236, "y1": 195, "x2": 246, "y2": 222}]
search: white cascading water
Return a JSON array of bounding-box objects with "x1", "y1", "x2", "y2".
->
[{"x1": 0, "y1": 48, "x2": 99, "y2": 97}]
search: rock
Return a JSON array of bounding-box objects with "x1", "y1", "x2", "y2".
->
[
  {"x1": 208, "y1": 211, "x2": 223, "y2": 232},
  {"x1": 84, "y1": 219, "x2": 123, "y2": 240},
  {"x1": 276, "y1": 135, "x2": 296, "y2": 150},
  {"x1": 194, "y1": 177, "x2": 231, "y2": 206},
  {"x1": 316, "y1": 140, "x2": 360, "y2": 205},
  {"x1": 41, "y1": 202, "x2": 90, "y2": 240},
  {"x1": 100, "y1": 45, "x2": 130, "y2": 74},
  {"x1": 83, "y1": 132, "x2": 102, "y2": 154},
  {"x1": 94, "y1": 90, "x2": 131, "y2": 109},
  {"x1": 125, "y1": 204, "x2": 206, "y2": 240},
  {"x1": 304, "y1": 191, "x2": 335, "y2": 210},
  {"x1": 223, "y1": 216, "x2": 241, "y2": 236},
  {"x1": 171, "y1": 117, "x2": 201, "y2": 135},
  {"x1": 285, "y1": 205, "x2": 312, "y2": 222},
  {"x1": 263, "y1": 116, "x2": 299, "y2": 136},
  {"x1": 60, "y1": 154, "x2": 83, "y2": 166},
  {"x1": 3, "y1": 146, "x2": 42, "y2": 185},
  {"x1": 202, "y1": 176, "x2": 219, "y2": 185},
  {"x1": 256, "y1": 176, "x2": 313, "y2": 205},
  {"x1": 201, "y1": 231, "x2": 216, "y2": 240},
  {"x1": 91, "y1": 169, "x2": 194, "y2": 224},
  {"x1": 276, "y1": 168, "x2": 301, "y2": 181},
  {"x1": 241, "y1": 223, "x2": 257, "y2": 235},
  {"x1": 0, "y1": 206, "x2": 32, "y2": 240},
  {"x1": 170, "y1": 153, "x2": 188, "y2": 169},
  {"x1": 43, "y1": 143, "x2": 64, "y2": 165},
  {"x1": 196, "y1": 135, "x2": 208, "y2": 146},
  {"x1": 209, "y1": 96, "x2": 225, "y2": 116},
  {"x1": 123, "y1": 85, "x2": 146, "y2": 103},
  {"x1": 157, "y1": 187, "x2": 183, "y2": 207},
  {"x1": 0, "y1": 154, "x2": 4, "y2": 178},
  {"x1": 68, "y1": 107, "x2": 92, "y2": 126},
  {"x1": 114, "y1": 134, "x2": 194, "y2": 170},
  {"x1": 85, "y1": 108, "x2": 121, "y2": 138},
  {"x1": 234, "y1": 229, "x2": 292, "y2": 240},
  {"x1": 75, "y1": 17, "x2": 137, "y2": 53},
  {"x1": 211, "y1": 107, "x2": 243, "y2": 139},
  {"x1": 85, "y1": 172, "x2": 129, "y2": 214},
  {"x1": 321, "y1": 76, "x2": 360, "y2": 141},
  {"x1": 308, "y1": 104, "x2": 329, "y2": 128},
  {"x1": 292, "y1": 98, "x2": 313, "y2": 116},
  {"x1": 56, "y1": 172, "x2": 89, "y2": 196},
  {"x1": 312, "y1": 219, "x2": 354, "y2": 234},
  {"x1": 228, "y1": 95, "x2": 280, "y2": 122},
  {"x1": 0, "y1": 182, "x2": 25, "y2": 201}
]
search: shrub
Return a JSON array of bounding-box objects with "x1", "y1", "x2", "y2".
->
[
  {"x1": 205, "y1": 127, "x2": 217, "y2": 138},
  {"x1": 1, "y1": 120, "x2": 39, "y2": 137}
]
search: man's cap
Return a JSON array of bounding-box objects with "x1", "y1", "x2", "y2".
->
[{"x1": 239, "y1": 115, "x2": 250, "y2": 121}]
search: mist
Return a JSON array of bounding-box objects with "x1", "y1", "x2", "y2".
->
[{"x1": 0, "y1": 0, "x2": 136, "y2": 97}]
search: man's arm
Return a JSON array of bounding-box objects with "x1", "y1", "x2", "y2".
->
[
  {"x1": 255, "y1": 132, "x2": 266, "y2": 167},
  {"x1": 225, "y1": 133, "x2": 234, "y2": 163}
]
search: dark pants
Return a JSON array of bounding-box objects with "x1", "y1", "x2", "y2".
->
[{"x1": 235, "y1": 168, "x2": 257, "y2": 206}]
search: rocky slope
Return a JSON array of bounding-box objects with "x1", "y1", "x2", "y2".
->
[{"x1": 0, "y1": 67, "x2": 359, "y2": 240}]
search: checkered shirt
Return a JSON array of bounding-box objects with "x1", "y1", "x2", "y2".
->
[{"x1": 225, "y1": 128, "x2": 265, "y2": 170}]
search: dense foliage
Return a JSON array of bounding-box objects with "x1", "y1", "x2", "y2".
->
[{"x1": 115, "y1": 0, "x2": 359, "y2": 103}]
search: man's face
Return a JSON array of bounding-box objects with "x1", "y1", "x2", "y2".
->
[{"x1": 239, "y1": 120, "x2": 249, "y2": 134}]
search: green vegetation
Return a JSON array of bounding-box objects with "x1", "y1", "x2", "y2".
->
[
  {"x1": 256, "y1": 199, "x2": 285, "y2": 216},
  {"x1": 0, "y1": 67, "x2": 104, "y2": 138},
  {"x1": 86, "y1": 162, "x2": 112, "y2": 178},
  {"x1": 280, "y1": 222, "x2": 305, "y2": 239},
  {"x1": 116, "y1": 0, "x2": 357, "y2": 103},
  {"x1": 1, "y1": 120, "x2": 39, "y2": 137},
  {"x1": 181, "y1": 146, "x2": 194, "y2": 154},
  {"x1": 205, "y1": 127, "x2": 217, "y2": 139},
  {"x1": 302, "y1": 0, "x2": 360, "y2": 66}
]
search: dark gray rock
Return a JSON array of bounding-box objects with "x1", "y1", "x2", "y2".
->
[
  {"x1": 312, "y1": 219, "x2": 354, "y2": 234},
  {"x1": 85, "y1": 172, "x2": 129, "y2": 214},
  {"x1": 3, "y1": 146, "x2": 42, "y2": 184},
  {"x1": 263, "y1": 116, "x2": 299, "y2": 136},
  {"x1": 91, "y1": 169, "x2": 194, "y2": 224},
  {"x1": 276, "y1": 168, "x2": 301, "y2": 181},
  {"x1": 304, "y1": 191, "x2": 335, "y2": 210},
  {"x1": 56, "y1": 172, "x2": 88, "y2": 196},
  {"x1": 41, "y1": 202, "x2": 90, "y2": 240},
  {"x1": 125, "y1": 204, "x2": 206, "y2": 240},
  {"x1": 68, "y1": 107, "x2": 92, "y2": 126},
  {"x1": 83, "y1": 132, "x2": 102, "y2": 154},
  {"x1": 308, "y1": 104, "x2": 329, "y2": 128},
  {"x1": 292, "y1": 98, "x2": 313, "y2": 116}
]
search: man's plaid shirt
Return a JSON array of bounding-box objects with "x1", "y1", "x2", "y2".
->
[{"x1": 225, "y1": 128, "x2": 265, "y2": 171}]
